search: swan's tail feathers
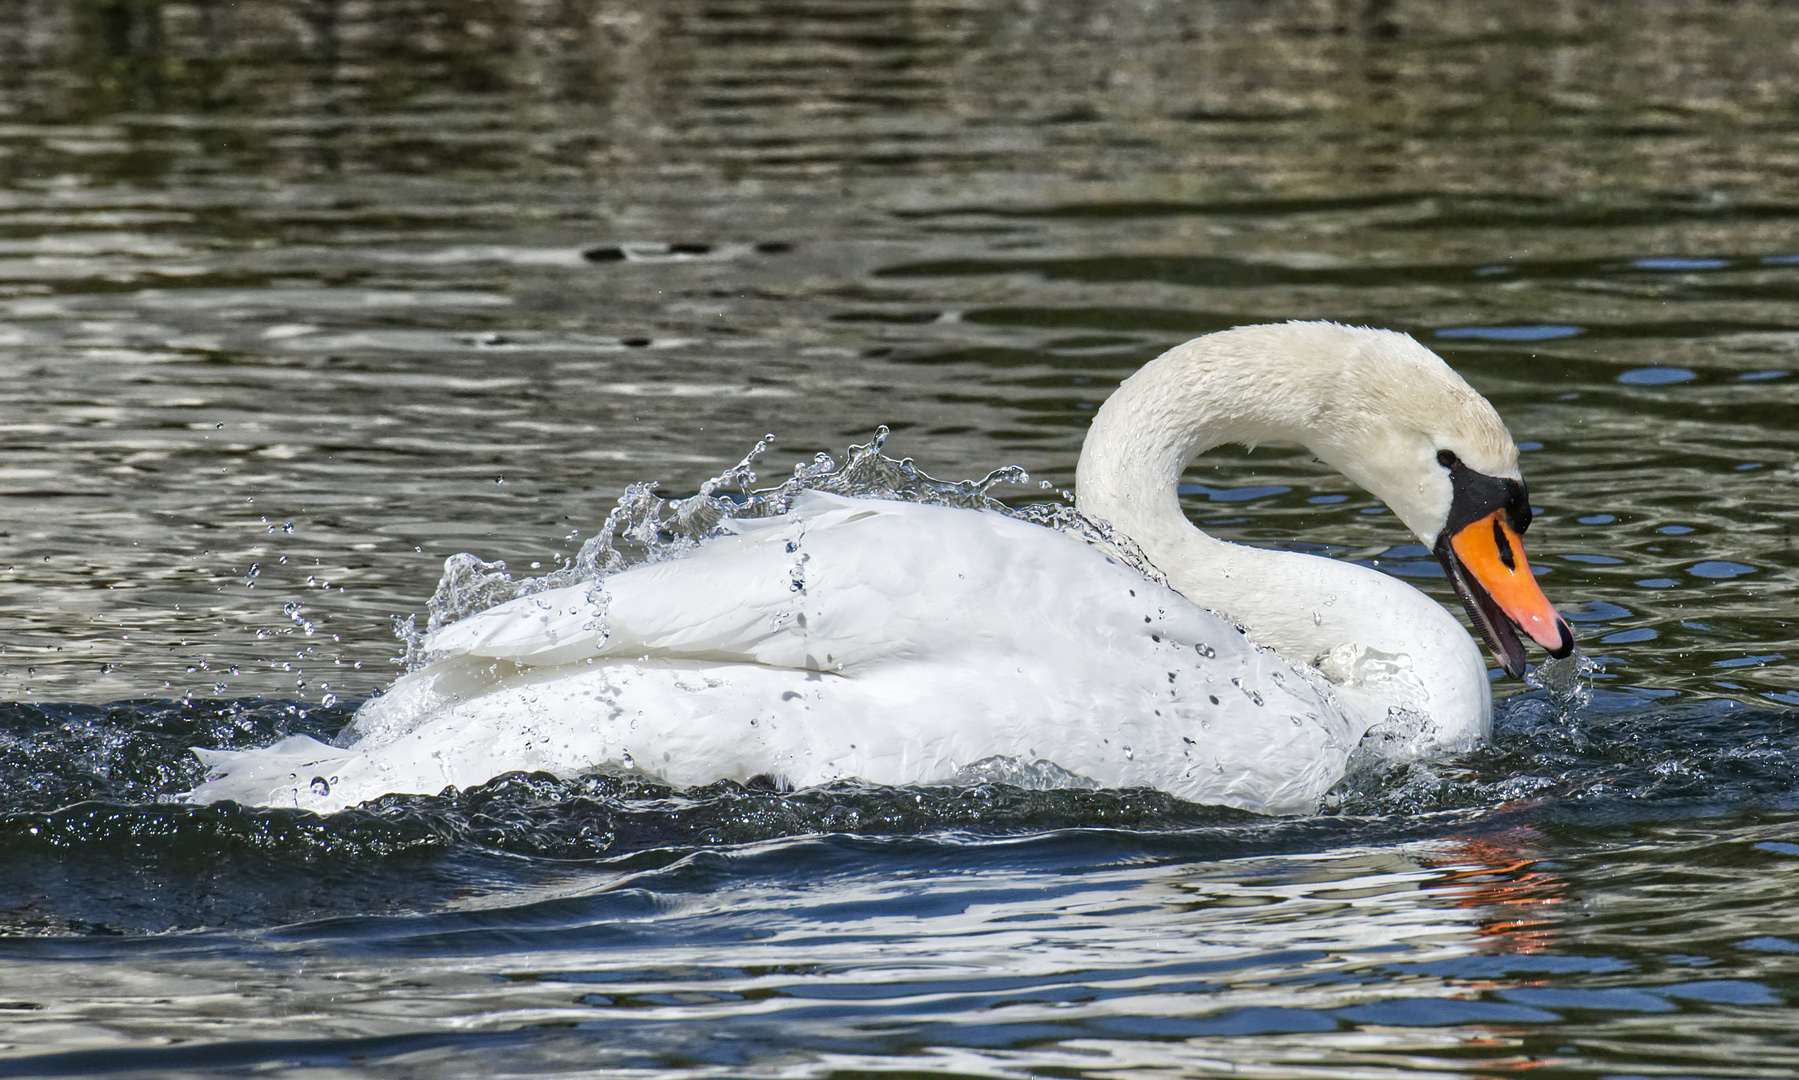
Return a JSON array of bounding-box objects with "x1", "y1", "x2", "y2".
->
[{"x1": 185, "y1": 735, "x2": 357, "y2": 810}]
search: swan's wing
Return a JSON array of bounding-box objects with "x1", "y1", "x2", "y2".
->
[
  {"x1": 342, "y1": 493, "x2": 948, "y2": 748},
  {"x1": 419, "y1": 493, "x2": 1067, "y2": 673},
  {"x1": 419, "y1": 491, "x2": 868, "y2": 669},
  {"x1": 419, "y1": 585, "x2": 603, "y2": 667}
]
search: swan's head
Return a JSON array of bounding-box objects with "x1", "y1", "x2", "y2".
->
[
  {"x1": 1286, "y1": 323, "x2": 1575, "y2": 677},
  {"x1": 1079, "y1": 321, "x2": 1576, "y2": 678}
]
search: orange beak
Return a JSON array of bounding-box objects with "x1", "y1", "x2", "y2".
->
[{"x1": 1435, "y1": 509, "x2": 1574, "y2": 678}]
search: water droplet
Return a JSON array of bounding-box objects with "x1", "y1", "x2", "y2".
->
[
  {"x1": 1123, "y1": 745, "x2": 1134, "y2": 760},
  {"x1": 310, "y1": 776, "x2": 330, "y2": 796}
]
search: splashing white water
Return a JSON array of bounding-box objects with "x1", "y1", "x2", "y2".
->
[{"x1": 394, "y1": 429, "x2": 1160, "y2": 673}]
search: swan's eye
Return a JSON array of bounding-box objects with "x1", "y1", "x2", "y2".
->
[{"x1": 1437, "y1": 449, "x2": 1458, "y2": 468}]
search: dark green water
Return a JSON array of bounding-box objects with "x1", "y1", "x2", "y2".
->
[{"x1": 0, "y1": 2, "x2": 1796, "y2": 1075}]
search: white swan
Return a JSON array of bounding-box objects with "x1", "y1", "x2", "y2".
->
[{"x1": 187, "y1": 322, "x2": 1572, "y2": 815}]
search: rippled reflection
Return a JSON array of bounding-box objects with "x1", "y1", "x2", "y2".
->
[{"x1": 2, "y1": 822, "x2": 1795, "y2": 1077}]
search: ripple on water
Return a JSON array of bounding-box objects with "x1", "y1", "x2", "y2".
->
[{"x1": 2, "y1": 3, "x2": 1799, "y2": 1073}]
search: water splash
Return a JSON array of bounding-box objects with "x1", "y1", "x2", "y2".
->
[
  {"x1": 948, "y1": 755, "x2": 1102, "y2": 790},
  {"x1": 1527, "y1": 650, "x2": 1599, "y2": 720},
  {"x1": 283, "y1": 601, "x2": 315, "y2": 637},
  {"x1": 423, "y1": 553, "x2": 525, "y2": 635},
  {"x1": 398, "y1": 428, "x2": 1147, "y2": 662}
]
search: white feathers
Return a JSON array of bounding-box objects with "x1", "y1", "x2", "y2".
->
[{"x1": 190, "y1": 495, "x2": 1363, "y2": 814}]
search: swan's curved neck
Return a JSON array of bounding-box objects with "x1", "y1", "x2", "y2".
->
[
  {"x1": 1075, "y1": 328, "x2": 1327, "y2": 589},
  {"x1": 1074, "y1": 324, "x2": 1491, "y2": 738}
]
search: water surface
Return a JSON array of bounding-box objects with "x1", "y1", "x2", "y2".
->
[{"x1": 1, "y1": 2, "x2": 1797, "y2": 1076}]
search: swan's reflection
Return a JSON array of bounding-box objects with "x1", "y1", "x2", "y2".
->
[{"x1": 1419, "y1": 826, "x2": 1567, "y2": 955}]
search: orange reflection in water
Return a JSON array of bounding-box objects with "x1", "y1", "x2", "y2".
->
[{"x1": 1422, "y1": 826, "x2": 1569, "y2": 954}]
